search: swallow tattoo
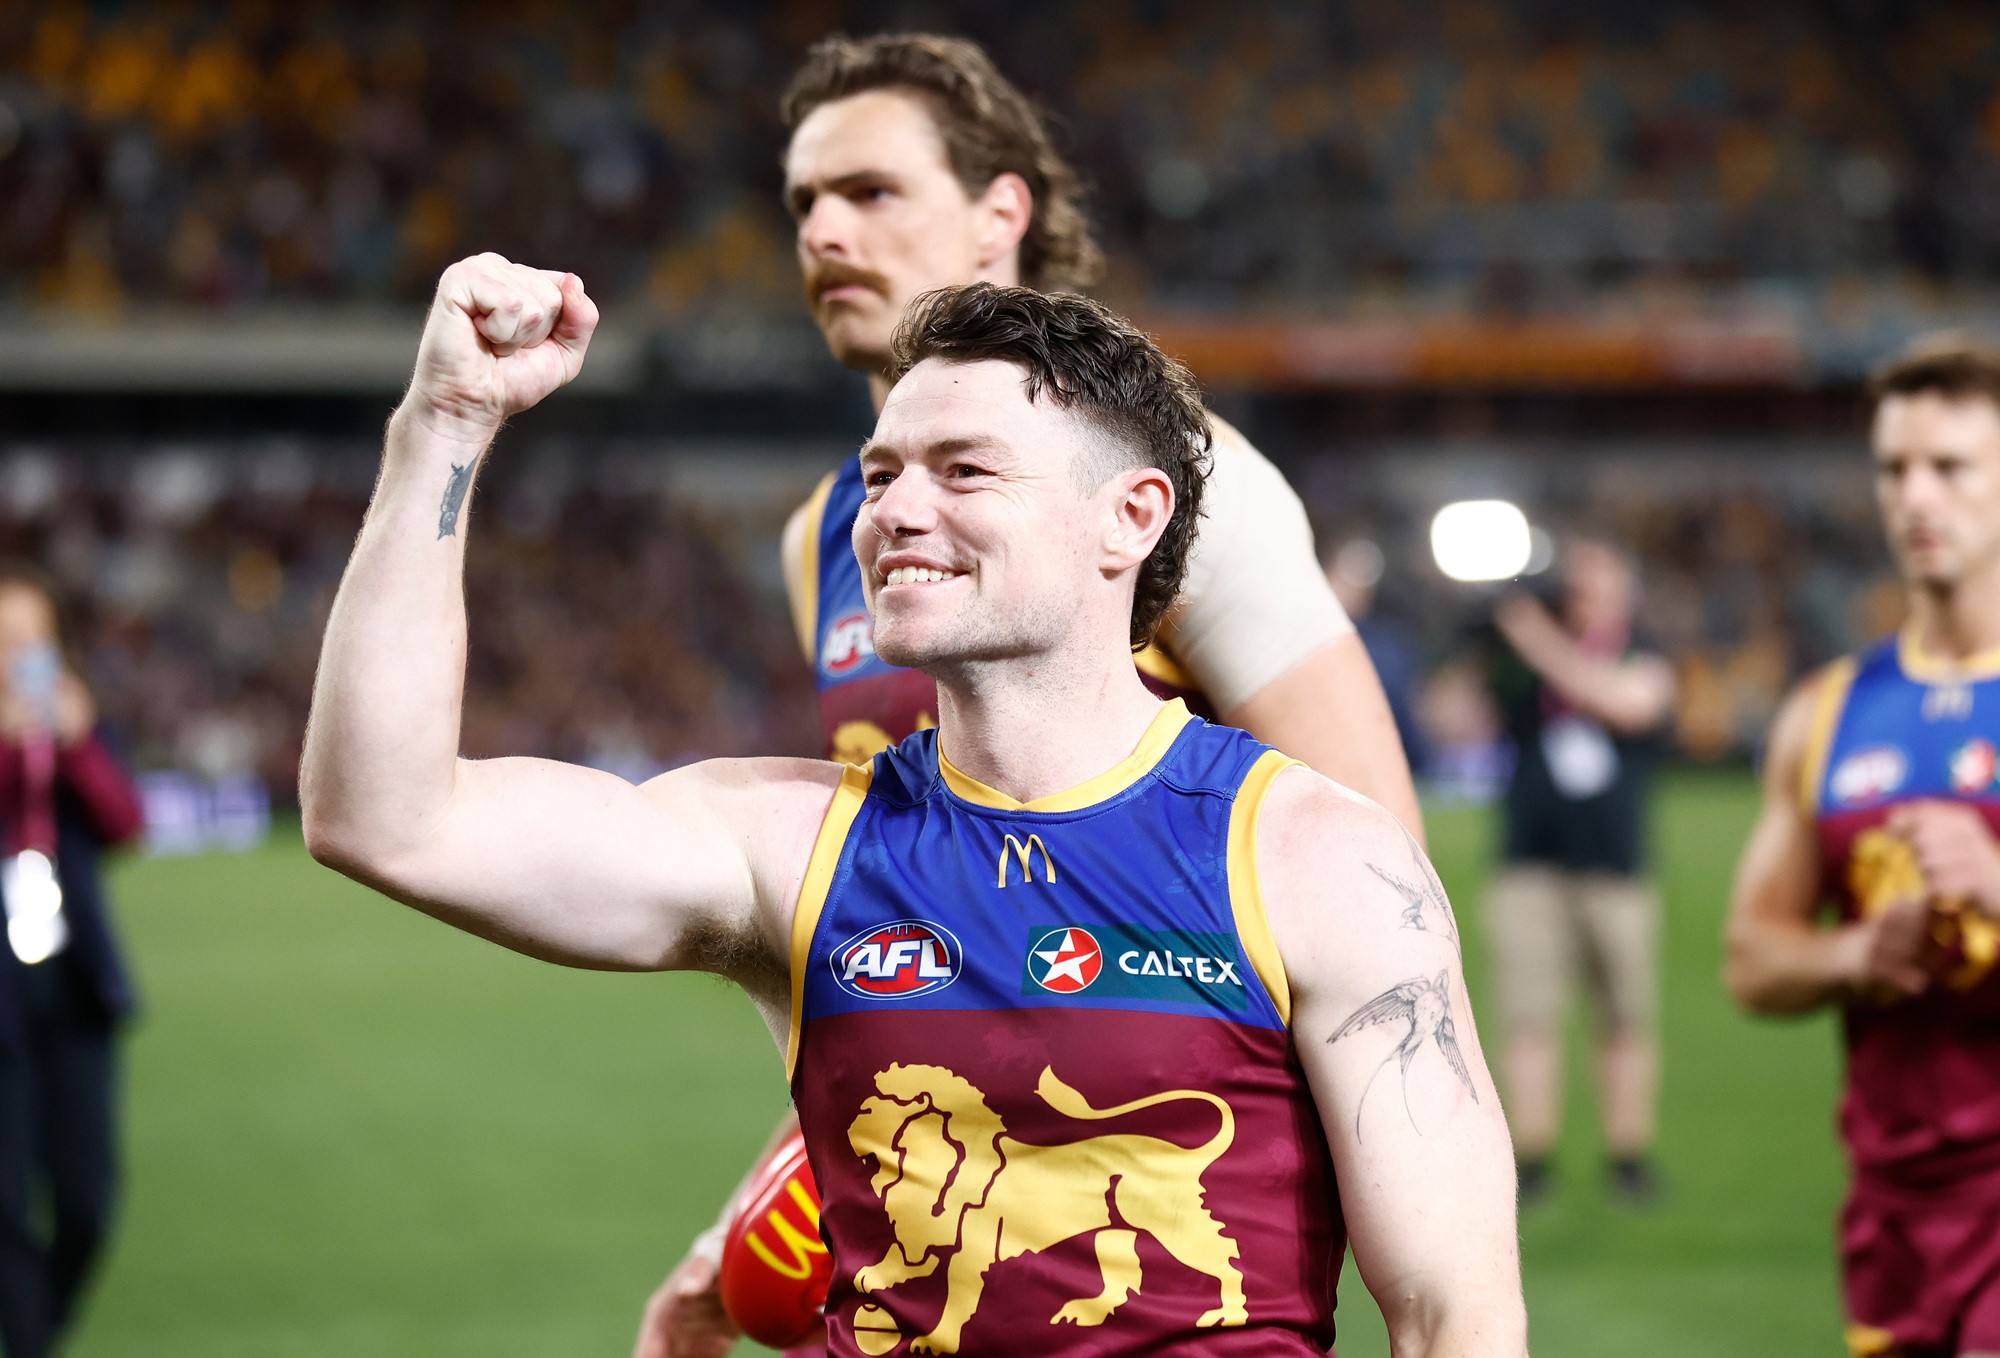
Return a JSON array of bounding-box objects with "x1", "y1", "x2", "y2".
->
[
  {"x1": 1366, "y1": 830, "x2": 1460, "y2": 950},
  {"x1": 1327, "y1": 970, "x2": 1478, "y2": 1140}
]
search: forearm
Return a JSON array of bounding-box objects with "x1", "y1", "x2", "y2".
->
[
  {"x1": 1725, "y1": 915, "x2": 1862, "y2": 1015},
  {"x1": 301, "y1": 407, "x2": 489, "y2": 865},
  {"x1": 1515, "y1": 642, "x2": 1665, "y2": 735}
]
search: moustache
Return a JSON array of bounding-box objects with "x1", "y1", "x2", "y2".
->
[{"x1": 805, "y1": 261, "x2": 891, "y2": 305}]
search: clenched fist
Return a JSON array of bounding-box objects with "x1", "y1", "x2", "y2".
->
[{"x1": 403, "y1": 253, "x2": 599, "y2": 443}]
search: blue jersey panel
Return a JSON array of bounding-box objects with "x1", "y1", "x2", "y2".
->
[
  {"x1": 1816, "y1": 638, "x2": 2000, "y2": 813},
  {"x1": 801, "y1": 716, "x2": 1289, "y2": 1033}
]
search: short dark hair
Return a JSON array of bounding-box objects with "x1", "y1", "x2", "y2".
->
[
  {"x1": 1870, "y1": 332, "x2": 2000, "y2": 411},
  {"x1": 781, "y1": 33, "x2": 1103, "y2": 294},
  {"x1": 889, "y1": 283, "x2": 1211, "y2": 650}
]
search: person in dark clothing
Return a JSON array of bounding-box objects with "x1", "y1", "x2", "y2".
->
[
  {"x1": 0, "y1": 573, "x2": 145, "y2": 1358},
  {"x1": 1484, "y1": 538, "x2": 1677, "y2": 1206}
]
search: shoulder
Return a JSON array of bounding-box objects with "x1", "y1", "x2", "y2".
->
[
  {"x1": 1769, "y1": 657, "x2": 1859, "y2": 767},
  {"x1": 642, "y1": 757, "x2": 853, "y2": 865},
  {"x1": 1254, "y1": 761, "x2": 1406, "y2": 882}
]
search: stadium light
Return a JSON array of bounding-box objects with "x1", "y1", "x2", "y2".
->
[{"x1": 1431, "y1": 499, "x2": 1533, "y2": 582}]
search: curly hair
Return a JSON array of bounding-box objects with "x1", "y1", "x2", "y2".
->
[
  {"x1": 889, "y1": 284, "x2": 1211, "y2": 650},
  {"x1": 781, "y1": 33, "x2": 1103, "y2": 294}
]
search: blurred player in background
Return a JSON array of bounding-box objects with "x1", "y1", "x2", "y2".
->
[
  {"x1": 0, "y1": 571, "x2": 145, "y2": 1358},
  {"x1": 1483, "y1": 541, "x2": 1676, "y2": 1207},
  {"x1": 1726, "y1": 336, "x2": 2000, "y2": 1358},
  {"x1": 637, "y1": 33, "x2": 1421, "y2": 1357}
]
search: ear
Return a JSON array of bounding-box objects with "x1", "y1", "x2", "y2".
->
[
  {"x1": 972, "y1": 172, "x2": 1033, "y2": 278},
  {"x1": 1101, "y1": 467, "x2": 1175, "y2": 576}
]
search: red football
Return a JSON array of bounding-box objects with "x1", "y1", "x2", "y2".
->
[{"x1": 718, "y1": 1130, "x2": 832, "y2": 1349}]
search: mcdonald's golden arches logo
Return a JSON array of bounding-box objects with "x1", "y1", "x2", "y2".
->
[{"x1": 998, "y1": 834, "x2": 1056, "y2": 888}]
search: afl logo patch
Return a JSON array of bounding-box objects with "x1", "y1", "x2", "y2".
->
[
  {"x1": 1953, "y1": 738, "x2": 1998, "y2": 795},
  {"x1": 822, "y1": 613, "x2": 875, "y2": 675},
  {"x1": 832, "y1": 919, "x2": 961, "y2": 1000},
  {"x1": 1831, "y1": 745, "x2": 1908, "y2": 806},
  {"x1": 1026, "y1": 926, "x2": 1104, "y2": 994}
]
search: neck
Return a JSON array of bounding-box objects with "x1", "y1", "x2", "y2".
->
[
  {"x1": 932, "y1": 639, "x2": 1165, "y2": 805},
  {"x1": 1908, "y1": 571, "x2": 2000, "y2": 663}
]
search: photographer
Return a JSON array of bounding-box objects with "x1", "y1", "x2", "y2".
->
[
  {"x1": 0, "y1": 570, "x2": 144, "y2": 1358},
  {"x1": 1484, "y1": 538, "x2": 1677, "y2": 1206}
]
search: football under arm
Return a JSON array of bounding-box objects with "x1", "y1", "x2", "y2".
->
[{"x1": 1258, "y1": 771, "x2": 1525, "y2": 1356}]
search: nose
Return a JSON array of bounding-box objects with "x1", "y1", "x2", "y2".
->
[
  {"x1": 869, "y1": 467, "x2": 937, "y2": 541},
  {"x1": 800, "y1": 194, "x2": 855, "y2": 262}
]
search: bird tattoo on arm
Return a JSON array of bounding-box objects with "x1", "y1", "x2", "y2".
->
[
  {"x1": 1365, "y1": 830, "x2": 1461, "y2": 950},
  {"x1": 1327, "y1": 970, "x2": 1478, "y2": 1141}
]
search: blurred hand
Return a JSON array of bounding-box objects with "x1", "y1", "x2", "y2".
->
[
  {"x1": 1889, "y1": 800, "x2": 2000, "y2": 920},
  {"x1": 402, "y1": 253, "x2": 599, "y2": 445},
  {"x1": 0, "y1": 668, "x2": 92, "y2": 743},
  {"x1": 633, "y1": 1227, "x2": 737, "y2": 1358},
  {"x1": 1843, "y1": 895, "x2": 1947, "y2": 1003}
]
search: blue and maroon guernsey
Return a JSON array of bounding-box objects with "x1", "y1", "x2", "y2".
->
[
  {"x1": 1807, "y1": 631, "x2": 2000, "y2": 1198},
  {"x1": 799, "y1": 462, "x2": 1209, "y2": 765},
  {"x1": 786, "y1": 700, "x2": 1342, "y2": 1357}
]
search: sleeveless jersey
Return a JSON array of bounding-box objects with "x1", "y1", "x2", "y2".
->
[
  {"x1": 796, "y1": 461, "x2": 1209, "y2": 765},
  {"x1": 786, "y1": 700, "x2": 1342, "y2": 1356},
  {"x1": 1806, "y1": 631, "x2": 2000, "y2": 1198}
]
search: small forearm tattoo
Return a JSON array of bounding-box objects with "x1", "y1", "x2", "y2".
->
[
  {"x1": 436, "y1": 460, "x2": 476, "y2": 539},
  {"x1": 1366, "y1": 828, "x2": 1461, "y2": 951},
  {"x1": 1326, "y1": 970, "x2": 1478, "y2": 1140}
]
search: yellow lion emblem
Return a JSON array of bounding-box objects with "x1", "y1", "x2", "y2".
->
[
  {"x1": 1850, "y1": 826, "x2": 2000, "y2": 990},
  {"x1": 842, "y1": 1062, "x2": 1245, "y2": 1355}
]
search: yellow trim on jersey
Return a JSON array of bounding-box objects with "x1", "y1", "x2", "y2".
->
[
  {"x1": 1843, "y1": 1321, "x2": 1900, "y2": 1358},
  {"x1": 1798, "y1": 656, "x2": 1859, "y2": 815},
  {"x1": 1227, "y1": 750, "x2": 1299, "y2": 1028},
  {"x1": 1132, "y1": 641, "x2": 1197, "y2": 691},
  {"x1": 786, "y1": 761, "x2": 872, "y2": 1081},
  {"x1": 939, "y1": 700, "x2": 1194, "y2": 814},
  {"x1": 1897, "y1": 623, "x2": 2000, "y2": 684},
  {"x1": 788, "y1": 472, "x2": 837, "y2": 665}
]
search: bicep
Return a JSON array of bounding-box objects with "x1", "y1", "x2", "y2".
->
[
  {"x1": 1728, "y1": 690, "x2": 1825, "y2": 939},
  {"x1": 1261, "y1": 777, "x2": 1518, "y2": 1323},
  {"x1": 359, "y1": 755, "x2": 815, "y2": 975}
]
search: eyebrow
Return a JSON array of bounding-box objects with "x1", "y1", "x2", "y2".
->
[
  {"x1": 857, "y1": 434, "x2": 1010, "y2": 465},
  {"x1": 784, "y1": 169, "x2": 898, "y2": 215}
]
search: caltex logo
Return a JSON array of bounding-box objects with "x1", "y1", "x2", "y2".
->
[
  {"x1": 1027, "y1": 927, "x2": 1104, "y2": 994},
  {"x1": 832, "y1": 920, "x2": 962, "y2": 1000},
  {"x1": 823, "y1": 612, "x2": 875, "y2": 675},
  {"x1": 1953, "y1": 738, "x2": 1998, "y2": 795}
]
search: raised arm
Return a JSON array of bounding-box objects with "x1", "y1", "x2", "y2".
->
[
  {"x1": 1492, "y1": 592, "x2": 1674, "y2": 737},
  {"x1": 300, "y1": 254, "x2": 834, "y2": 984},
  {"x1": 1260, "y1": 773, "x2": 1523, "y2": 1356},
  {"x1": 1722, "y1": 671, "x2": 1936, "y2": 1015}
]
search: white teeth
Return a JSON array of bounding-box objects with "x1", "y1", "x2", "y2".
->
[{"x1": 886, "y1": 566, "x2": 958, "y2": 586}]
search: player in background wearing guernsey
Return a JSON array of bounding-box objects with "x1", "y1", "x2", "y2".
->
[
  {"x1": 638, "y1": 36, "x2": 1422, "y2": 1356},
  {"x1": 301, "y1": 268, "x2": 1524, "y2": 1356},
  {"x1": 1726, "y1": 336, "x2": 2000, "y2": 1358}
]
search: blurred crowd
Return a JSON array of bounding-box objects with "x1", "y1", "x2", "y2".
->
[
  {"x1": 0, "y1": 442, "x2": 819, "y2": 804},
  {"x1": 0, "y1": 435, "x2": 1898, "y2": 808},
  {"x1": 3, "y1": 0, "x2": 1998, "y2": 322}
]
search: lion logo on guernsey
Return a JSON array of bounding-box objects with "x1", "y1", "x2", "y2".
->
[{"x1": 833, "y1": 920, "x2": 963, "y2": 1000}]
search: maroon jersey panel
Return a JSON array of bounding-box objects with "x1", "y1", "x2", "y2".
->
[{"x1": 796, "y1": 1008, "x2": 1340, "y2": 1358}]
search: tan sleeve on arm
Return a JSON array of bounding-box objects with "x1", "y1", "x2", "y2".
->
[{"x1": 1160, "y1": 417, "x2": 1353, "y2": 713}]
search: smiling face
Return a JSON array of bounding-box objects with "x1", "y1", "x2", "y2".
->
[
  {"x1": 784, "y1": 90, "x2": 1023, "y2": 375},
  {"x1": 1873, "y1": 391, "x2": 2000, "y2": 594},
  {"x1": 852, "y1": 358, "x2": 1159, "y2": 675}
]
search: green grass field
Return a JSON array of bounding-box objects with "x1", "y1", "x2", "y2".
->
[{"x1": 66, "y1": 769, "x2": 1848, "y2": 1356}]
